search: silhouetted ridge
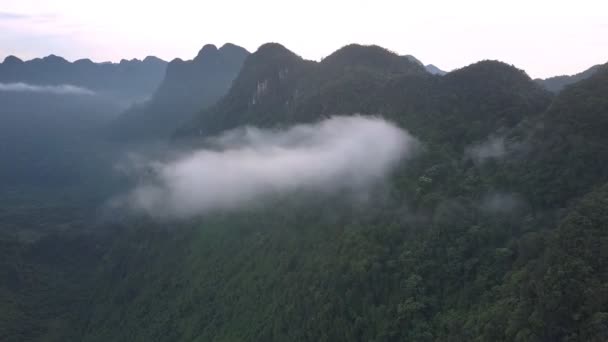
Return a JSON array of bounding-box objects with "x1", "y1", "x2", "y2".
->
[
  {"x1": 3, "y1": 55, "x2": 23, "y2": 65},
  {"x1": 321, "y1": 44, "x2": 425, "y2": 75},
  {"x1": 74, "y1": 58, "x2": 94, "y2": 65},
  {"x1": 42, "y1": 54, "x2": 69, "y2": 64},
  {"x1": 195, "y1": 44, "x2": 219, "y2": 60},
  {"x1": 143, "y1": 56, "x2": 164, "y2": 64},
  {"x1": 446, "y1": 60, "x2": 533, "y2": 85}
]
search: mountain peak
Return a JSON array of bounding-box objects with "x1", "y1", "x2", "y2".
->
[
  {"x1": 74, "y1": 58, "x2": 94, "y2": 65},
  {"x1": 219, "y1": 43, "x2": 249, "y2": 56},
  {"x1": 143, "y1": 56, "x2": 164, "y2": 64},
  {"x1": 321, "y1": 44, "x2": 426, "y2": 75},
  {"x1": 195, "y1": 44, "x2": 219, "y2": 60},
  {"x1": 42, "y1": 54, "x2": 69, "y2": 64},
  {"x1": 254, "y1": 43, "x2": 296, "y2": 57},
  {"x1": 220, "y1": 43, "x2": 244, "y2": 51},
  {"x1": 2, "y1": 55, "x2": 23, "y2": 65},
  {"x1": 447, "y1": 60, "x2": 532, "y2": 83},
  {"x1": 244, "y1": 43, "x2": 303, "y2": 69}
]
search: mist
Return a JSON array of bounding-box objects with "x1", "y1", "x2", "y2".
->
[
  {"x1": 120, "y1": 116, "x2": 418, "y2": 219},
  {"x1": 466, "y1": 135, "x2": 506, "y2": 164},
  {"x1": 0, "y1": 82, "x2": 95, "y2": 95},
  {"x1": 479, "y1": 192, "x2": 525, "y2": 214}
]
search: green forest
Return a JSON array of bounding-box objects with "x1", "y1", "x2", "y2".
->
[{"x1": 1, "y1": 43, "x2": 607, "y2": 341}]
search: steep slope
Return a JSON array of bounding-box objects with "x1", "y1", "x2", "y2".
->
[
  {"x1": 110, "y1": 43, "x2": 249, "y2": 140},
  {"x1": 0, "y1": 54, "x2": 167, "y2": 103}
]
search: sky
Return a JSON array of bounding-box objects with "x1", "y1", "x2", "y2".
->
[{"x1": 1, "y1": 0, "x2": 607, "y2": 78}]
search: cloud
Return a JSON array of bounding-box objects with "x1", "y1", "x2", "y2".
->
[
  {"x1": 465, "y1": 135, "x2": 506, "y2": 164},
  {"x1": 119, "y1": 116, "x2": 418, "y2": 219},
  {"x1": 0, "y1": 82, "x2": 95, "y2": 95},
  {"x1": 479, "y1": 192, "x2": 525, "y2": 214}
]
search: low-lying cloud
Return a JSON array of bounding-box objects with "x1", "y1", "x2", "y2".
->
[
  {"x1": 479, "y1": 192, "x2": 525, "y2": 214},
  {"x1": 0, "y1": 82, "x2": 95, "y2": 95},
  {"x1": 466, "y1": 135, "x2": 506, "y2": 164},
  {"x1": 121, "y1": 116, "x2": 418, "y2": 219}
]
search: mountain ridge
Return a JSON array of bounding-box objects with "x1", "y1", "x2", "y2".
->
[
  {"x1": 109, "y1": 43, "x2": 250, "y2": 140},
  {"x1": 0, "y1": 53, "x2": 168, "y2": 103}
]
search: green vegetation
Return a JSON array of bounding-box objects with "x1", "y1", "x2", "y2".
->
[{"x1": 1, "y1": 44, "x2": 607, "y2": 341}]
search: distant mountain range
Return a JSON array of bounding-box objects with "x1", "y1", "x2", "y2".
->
[
  {"x1": 0, "y1": 54, "x2": 167, "y2": 103},
  {"x1": 177, "y1": 43, "x2": 549, "y2": 148},
  {"x1": 108, "y1": 43, "x2": 249, "y2": 140}
]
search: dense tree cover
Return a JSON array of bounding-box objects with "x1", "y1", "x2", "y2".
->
[
  {"x1": 511, "y1": 66, "x2": 608, "y2": 207},
  {"x1": 1, "y1": 43, "x2": 607, "y2": 341},
  {"x1": 0, "y1": 222, "x2": 111, "y2": 342}
]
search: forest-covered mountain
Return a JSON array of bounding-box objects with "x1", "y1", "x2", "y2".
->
[
  {"x1": 177, "y1": 43, "x2": 549, "y2": 148},
  {"x1": 109, "y1": 44, "x2": 249, "y2": 140},
  {"x1": 1, "y1": 43, "x2": 607, "y2": 342},
  {"x1": 0, "y1": 54, "x2": 167, "y2": 103},
  {"x1": 536, "y1": 63, "x2": 604, "y2": 93}
]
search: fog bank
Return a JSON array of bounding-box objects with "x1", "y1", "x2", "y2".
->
[
  {"x1": 122, "y1": 116, "x2": 418, "y2": 219},
  {"x1": 0, "y1": 82, "x2": 95, "y2": 95}
]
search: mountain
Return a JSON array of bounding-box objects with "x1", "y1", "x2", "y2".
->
[
  {"x1": 536, "y1": 64, "x2": 603, "y2": 93},
  {"x1": 176, "y1": 43, "x2": 430, "y2": 138},
  {"x1": 109, "y1": 43, "x2": 249, "y2": 140},
  {"x1": 425, "y1": 64, "x2": 447, "y2": 75},
  {"x1": 0, "y1": 54, "x2": 167, "y2": 104},
  {"x1": 178, "y1": 46, "x2": 550, "y2": 151},
  {"x1": 80, "y1": 57, "x2": 608, "y2": 340},
  {"x1": 516, "y1": 64, "x2": 608, "y2": 206},
  {"x1": 404, "y1": 54, "x2": 447, "y2": 75},
  {"x1": 3, "y1": 42, "x2": 608, "y2": 342}
]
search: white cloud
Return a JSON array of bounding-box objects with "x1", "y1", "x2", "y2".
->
[
  {"x1": 120, "y1": 115, "x2": 417, "y2": 219},
  {"x1": 465, "y1": 135, "x2": 506, "y2": 164},
  {"x1": 0, "y1": 82, "x2": 95, "y2": 95}
]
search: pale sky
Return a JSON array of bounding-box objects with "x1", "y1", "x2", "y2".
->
[{"x1": 1, "y1": 0, "x2": 607, "y2": 78}]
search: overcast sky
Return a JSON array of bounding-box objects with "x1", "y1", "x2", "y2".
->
[{"x1": 1, "y1": 0, "x2": 606, "y2": 78}]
